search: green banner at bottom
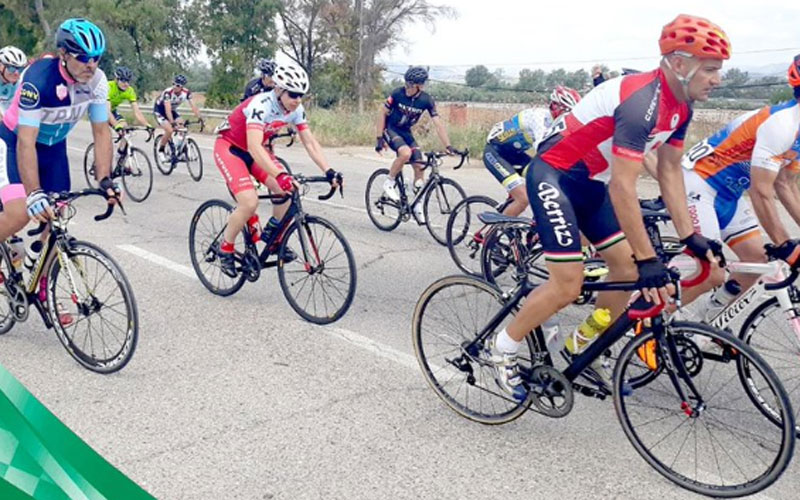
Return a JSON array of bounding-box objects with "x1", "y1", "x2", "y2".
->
[{"x1": 0, "y1": 363, "x2": 156, "y2": 500}]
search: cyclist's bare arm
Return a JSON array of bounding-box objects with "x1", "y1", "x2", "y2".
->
[
  {"x1": 775, "y1": 166, "x2": 800, "y2": 228},
  {"x1": 376, "y1": 105, "x2": 389, "y2": 138},
  {"x1": 641, "y1": 151, "x2": 658, "y2": 178},
  {"x1": 131, "y1": 102, "x2": 149, "y2": 127},
  {"x1": 298, "y1": 127, "x2": 335, "y2": 178},
  {"x1": 656, "y1": 143, "x2": 696, "y2": 240},
  {"x1": 246, "y1": 129, "x2": 283, "y2": 178},
  {"x1": 431, "y1": 115, "x2": 451, "y2": 150},
  {"x1": 16, "y1": 125, "x2": 43, "y2": 193},
  {"x1": 608, "y1": 155, "x2": 655, "y2": 260},
  {"x1": 189, "y1": 99, "x2": 201, "y2": 119},
  {"x1": 751, "y1": 166, "x2": 791, "y2": 243},
  {"x1": 91, "y1": 120, "x2": 113, "y2": 181}
]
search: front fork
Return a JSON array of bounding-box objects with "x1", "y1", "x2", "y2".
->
[{"x1": 653, "y1": 318, "x2": 706, "y2": 417}]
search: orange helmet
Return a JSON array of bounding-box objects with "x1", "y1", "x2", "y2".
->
[
  {"x1": 788, "y1": 54, "x2": 800, "y2": 87},
  {"x1": 659, "y1": 14, "x2": 731, "y2": 60}
]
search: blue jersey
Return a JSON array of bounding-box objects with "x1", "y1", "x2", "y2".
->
[{"x1": 2, "y1": 57, "x2": 108, "y2": 146}]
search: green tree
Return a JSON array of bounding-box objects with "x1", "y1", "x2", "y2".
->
[
  {"x1": 199, "y1": 0, "x2": 281, "y2": 106},
  {"x1": 545, "y1": 68, "x2": 567, "y2": 89},
  {"x1": 564, "y1": 68, "x2": 589, "y2": 91},
  {"x1": 516, "y1": 68, "x2": 545, "y2": 91},
  {"x1": 465, "y1": 65, "x2": 491, "y2": 87}
]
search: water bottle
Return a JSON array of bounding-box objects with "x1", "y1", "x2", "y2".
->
[
  {"x1": 23, "y1": 240, "x2": 43, "y2": 272},
  {"x1": 565, "y1": 308, "x2": 612, "y2": 354},
  {"x1": 543, "y1": 317, "x2": 562, "y2": 356},
  {"x1": 704, "y1": 279, "x2": 741, "y2": 321},
  {"x1": 247, "y1": 214, "x2": 261, "y2": 243},
  {"x1": 174, "y1": 133, "x2": 185, "y2": 152},
  {"x1": 7, "y1": 236, "x2": 24, "y2": 269}
]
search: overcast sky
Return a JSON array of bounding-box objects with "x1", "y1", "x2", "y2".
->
[{"x1": 383, "y1": 1, "x2": 800, "y2": 77}]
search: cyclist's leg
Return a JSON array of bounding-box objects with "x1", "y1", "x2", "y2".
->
[
  {"x1": 680, "y1": 170, "x2": 726, "y2": 305},
  {"x1": 384, "y1": 128, "x2": 411, "y2": 179},
  {"x1": 484, "y1": 143, "x2": 528, "y2": 216},
  {"x1": 506, "y1": 160, "x2": 586, "y2": 342},
  {"x1": 213, "y1": 138, "x2": 257, "y2": 244},
  {"x1": 406, "y1": 134, "x2": 424, "y2": 187},
  {"x1": 0, "y1": 131, "x2": 29, "y2": 241},
  {"x1": 156, "y1": 112, "x2": 174, "y2": 150},
  {"x1": 721, "y1": 197, "x2": 764, "y2": 290}
]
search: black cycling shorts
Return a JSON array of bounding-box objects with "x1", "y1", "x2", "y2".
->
[
  {"x1": 526, "y1": 158, "x2": 624, "y2": 262},
  {"x1": 383, "y1": 127, "x2": 423, "y2": 164}
]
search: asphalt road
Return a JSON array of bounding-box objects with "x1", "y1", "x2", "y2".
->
[{"x1": 1, "y1": 121, "x2": 797, "y2": 500}]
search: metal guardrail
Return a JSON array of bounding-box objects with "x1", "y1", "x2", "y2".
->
[{"x1": 116, "y1": 104, "x2": 230, "y2": 119}]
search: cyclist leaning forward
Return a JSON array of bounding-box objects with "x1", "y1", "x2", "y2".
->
[
  {"x1": 107, "y1": 66, "x2": 151, "y2": 135},
  {"x1": 153, "y1": 74, "x2": 203, "y2": 164},
  {"x1": 376, "y1": 66, "x2": 455, "y2": 223},
  {"x1": 484, "y1": 85, "x2": 581, "y2": 216},
  {"x1": 0, "y1": 18, "x2": 119, "y2": 247},
  {"x1": 677, "y1": 53, "x2": 800, "y2": 308},
  {"x1": 213, "y1": 63, "x2": 342, "y2": 277},
  {"x1": 484, "y1": 14, "x2": 731, "y2": 401}
]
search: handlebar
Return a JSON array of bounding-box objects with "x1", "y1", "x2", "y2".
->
[
  {"x1": 263, "y1": 174, "x2": 343, "y2": 203},
  {"x1": 764, "y1": 243, "x2": 800, "y2": 290},
  {"x1": 177, "y1": 119, "x2": 205, "y2": 133},
  {"x1": 267, "y1": 129, "x2": 296, "y2": 148},
  {"x1": 118, "y1": 126, "x2": 155, "y2": 143},
  {"x1": 424, "y1": 148, "x2": 469, "y2": 170},
  {"x1": 26, "y1": 188, "x2": 124, "y2": 237}
]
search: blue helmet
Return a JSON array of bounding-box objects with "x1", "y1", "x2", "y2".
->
[{"x1": 55, "y1": 18, "x2": 106, "y2": 58}]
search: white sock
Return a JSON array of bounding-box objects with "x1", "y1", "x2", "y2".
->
[{"x1": 495, "y1": 328, "x2": 522, "y2": 354}]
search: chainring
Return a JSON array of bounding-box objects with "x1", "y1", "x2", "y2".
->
[{"x1": 529, "y1": 366, "x2": 574, "y2": 418}]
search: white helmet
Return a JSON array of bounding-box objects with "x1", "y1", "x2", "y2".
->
[
  {"x1": 273, "y1": 63, "x2": 309, "y2": 94},
  {"x1": 0, "y1": 46, "x2": 27, "y2": 68}
]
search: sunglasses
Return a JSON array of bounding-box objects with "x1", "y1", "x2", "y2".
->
[
  {"x1": 5, "y1": 66, "x2": 24, "y2": 74},
  {"x1": 117, "y1": 78, "x2": 130, "y2": 83},
  {"x1": 69, "y1": 52, "x2": 101, "y2": 64},
  {"x1": 286, "y1": 91, "x2": 304, "y2": 99}
]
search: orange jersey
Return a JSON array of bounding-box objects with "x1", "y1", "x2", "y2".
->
[{"x1": 684, "y1": 100, "x2": 800, "y2": 200}]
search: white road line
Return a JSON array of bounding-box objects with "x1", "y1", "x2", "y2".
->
[
  {"x1": 117, "y1": 244, "x2": 197, "y2": 279},
  {"x1": 116, "y1": 243, "x2": 418, "y2": 371}
]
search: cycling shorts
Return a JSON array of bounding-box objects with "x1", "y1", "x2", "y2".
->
[
  {"x1": 154, "y1": 110, "x2": 180, "y2": 125},
  {"x1": 213, "y1": 137, "x2": 283, "y2": 195},
  {"x1": 111, "y1": 109, "x2": 125, "y2": 122},
  {"x1": 0, "y1": 124, "x2": 69, "y2": 204},
  {"x1": 684, "y1": 168, "x2": 760, "y2": 247},
  {"x1": 483, "y1": 142, "x2": 531, "y2": 192},
  {"x1": 526, "y1": 157, "x2": 624, "y2": 262},
  {"x1": 383, "y1": 127, "x2": 423, "y2": 164}
]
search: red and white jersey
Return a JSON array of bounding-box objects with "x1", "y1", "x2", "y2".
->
[
  {"x1": 153, "y1": 86, "x2": 192, "y2": 113},
  {"x1": 538, "y1": 69, "x2": 692, "y2": 183},
  {"x1": 217, "y1": 90, "x2": 308, "y2": 150}
]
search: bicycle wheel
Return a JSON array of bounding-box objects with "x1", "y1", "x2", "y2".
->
[
  {"x1": 615, "y1": 321, "x2": 795, "y2": 497},
  {"x1": 480, "y1": 222, "x2": 546, "y2": 291},
  {"x1": 413, "y1": 275, "x2": 539, "y2": 424},
  {"x1": 121, "y1": 147, "x2": 154, "y2": 202},
  {"x1": 740, "y1": 296, "x2": 800, "y2": 436},
  {"x1": 0, "y1": 245, "x2": 18, "y2": 335},
  {"x1": 153, "y1": 134, "x2": 175, "y2": 175},
  {"x1": 186, "y1": 138, "x2": 203, "y2": 181},
  {"x1": 189, "y1": 199, "x2": 247, "y2": 296},
  {"x1": 423, "y1": 177, "x2": 466, "y2": 245},
  {"x1": 47, "y1": 241, "x2": 138, "y2": 373},
  {"x1": 446, "y1": 195, "x2": 498, "y2": 276},
  {"x1": 277, "y1": 215, "x2": 357, "y2": 324},
  {"x1": 83, "y1": 142, "x2": 98, "y2": 188},
  {"x1": 365, "y1": 168, "x2": 403, "y2": 231}
]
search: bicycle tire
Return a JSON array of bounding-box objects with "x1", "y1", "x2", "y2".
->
[
  {"x1": 614, "y1": 320, "x2": 795, "y2": 497},
  {"x1": 445, "y1": 195, "x2": 498, "y2": 276},
  {"x1": 189, "y1": 199, "x2": 248, "y2": 296},
  {"x1": 277, "y1": 215, "x2": 357, "y2": 324},
  {"x1": 480, "y1": 222, "x2": 545, "y2": 290},
  {"x1": 47, "y1": 240, "x2": 138, "y2": 374},
  {"x1": 423, "y1": 177, "x2": 466, "y2": 245},
  {"x1": 413, "y1": 275, "x2": 538, "y2": 425},
  {"x1": 0, "y1": 244, "x2": 18, "y2": 335},
  {"x1": 739, "y1": 295, "x2": 800, "y2": 436},
  {"x1": 83, "y1": 142, "x2": 98, "y2": 189},
  {"x1": 121, "y1": 147, "x2": 154, "y2": 202},
  {"x1": 365, "y1": 167, "x2": 403, "y2": 231},
  {"x1": 153, "y1": 133, "x2": 175, "y2": 175},
  {"x1": 186, "y1": 138, "x2": 203, "y2": 181}
]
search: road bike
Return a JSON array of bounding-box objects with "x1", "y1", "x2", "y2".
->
[
  {"x1": 154, "y1": 119, "x2": 205, "y2": 180},
  {"x1": 83, "y1": 126, "x2": 155, "y2": 202}
]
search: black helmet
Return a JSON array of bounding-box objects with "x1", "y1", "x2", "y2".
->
[
  {"x1": 115, "y1": 66, "x2": 133, "y2": 81},
  {"x1": 404, "y1": 66, "x2": 428, "y2": 84},
  {"x1": 257, "y1": 58, "x2": 276, "y2": 76},
  {"x1": 173, "y1": 74, "x2": 187, "y2": 86}
]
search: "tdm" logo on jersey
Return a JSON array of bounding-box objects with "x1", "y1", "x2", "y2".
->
[{"x1": 537, "y1": 182, "x2": 573, "y2": 247}]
